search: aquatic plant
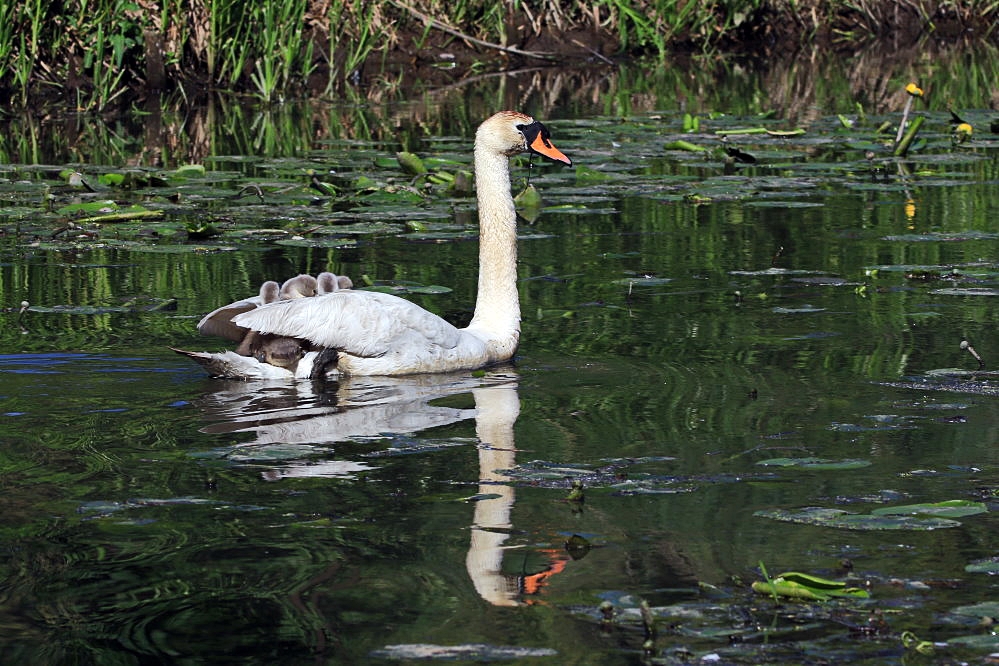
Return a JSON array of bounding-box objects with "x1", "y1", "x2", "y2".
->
[{"x1": 3, "y1": 1, "x2": 999, "y2": 107}]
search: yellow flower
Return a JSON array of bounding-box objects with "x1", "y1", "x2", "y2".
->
[
  {"x1": 905, "y1": 83, "x2": 924, "y2": 97},
  {"x1": 954, "y1": 122, "x2": 973, "y2": 143}
]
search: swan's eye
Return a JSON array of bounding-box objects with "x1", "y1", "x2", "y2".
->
[
  {"x1": 516, "y1": 121, "x2": 551, "y2": 149},
  {"x1": 516, "y1": 121, "x2": 571, "y2": 166}
]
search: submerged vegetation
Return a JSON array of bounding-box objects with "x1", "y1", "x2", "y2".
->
[{"x1": 0, "y1": 0, "x2": 997, "y2": 108}]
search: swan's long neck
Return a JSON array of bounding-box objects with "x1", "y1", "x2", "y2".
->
[{"x1": 466, "y1": 140, "x2": 520, "y2": 359}]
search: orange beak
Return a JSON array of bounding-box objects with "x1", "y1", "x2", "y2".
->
[
  {"x1": 527, "y1": 131, "x2": 572, "y2": 166},
  {"x1": 518, "y1": 120, "x2": 572, "y2": 166}
]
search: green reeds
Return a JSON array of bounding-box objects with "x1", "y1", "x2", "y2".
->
[
  {"x1": 208, "y1": 0, "x2": 316, "y2": 101},
  {"x1": 328, "y1": 0, "x2": 393, "y2": 90},
  {"x1": 4, "y1": 1, "x2": 999, "y2": 108},
  {"x1": 82, "y1": 22, "x2": 129, "y2": 112},
  {"x1": 249, "y1": 0, "x2": 314, "y2": 102},
  {"x1": 4, "y1": 0, "x2": 45, "y2": 106}
]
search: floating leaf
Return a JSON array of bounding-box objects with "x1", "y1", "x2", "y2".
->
[
  {"x1": 575, "y1": 166, "x2": 613, "y2": 184},
  {"x1": 57, "y1": 200, "x2": 118, "y2": 215},
  {"x1": 951, "y1": 601, "x2": 999, "y2": 618},
  {"x1": 744, "y1": 200, "x2": 824, "y2": 208},
  {"x1": 789, "y1": 276, "x2": 847, "y2": 286},
  {"x1": 870, "y1": 499, "x2": 987, "y2": 518},
  {"x1": 514, "y1": 184, "x2": 543, "y2": 210},
  {"x1": 664, "y1": 139, "x2": 707, "y2": 152},
  {"x1": 756, "y1": 457, "x2": 871, "y2": 470},
  {"x1": 947, "y1": 634, "x2": 999, "y2": 649},
  {"x1": 751, "y1": 577, "x2": 868, "y2": 601},
  {"x1": 965, "y1": 558, "x2": 999, "y2": 574},
  {"x1": 449, "y1": 169, "x2": 473, "y2": 195},
  {"x1": 173, "y1": 164, "x2": 206, "y2": 178},
  {"x1": 754, "y1": 506, "x2": 962, "y2": 530},
  {"x1": 370, "y1": 644, "x2": 558, "y2": 660},
  {"x1": 362, "y1": 283, "x2": 452, "y2": 295},
  {"x1": 930, "y1": 287, "x2": 999, "y2": 297},
  {"x1": 396, "y1": 151, "x2": 427, "y2": 175},
  {"x1": 613, "y1": 276, "x2": 672, "y2": 286},
  {"x1": 97, "y1": 172, "x2": 126, "y2": 187},
  {"x1": 777, "y1": 572, "x2": 852, "y2": 591},
  {"x1": 79, "y1": 205, "x2": 163, "y2": 224},
  {"x1": 772, "y1": 305, "x2": 825, "y2": 314}
]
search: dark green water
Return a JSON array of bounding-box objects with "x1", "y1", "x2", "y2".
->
[{"x1": 3, "y1": 56, "x2": 999, "y2": 664}]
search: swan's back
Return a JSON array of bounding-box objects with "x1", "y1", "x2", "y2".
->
[{"x1": 233, "y1": 290, "x2": 462, "y2": 358}]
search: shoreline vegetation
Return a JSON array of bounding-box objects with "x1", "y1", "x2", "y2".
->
[{"x1": 1, "y1": 0, "x2": 996, "y2": 111}]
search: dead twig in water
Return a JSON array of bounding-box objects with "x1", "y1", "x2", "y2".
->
[
  {"x1": 390, "y1": 0, "x2": 555, "y2": 61},
  {"x1": 571, "y1": 38, "x2": 613, "y2": 64}
]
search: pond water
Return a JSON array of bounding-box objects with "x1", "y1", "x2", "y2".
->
[{"x1": 3, "y1": 52, "x2": 999, "y2": 664}]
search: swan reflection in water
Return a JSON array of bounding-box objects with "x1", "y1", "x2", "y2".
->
[{"x1": 189, "y1": 368, "x2": 567, "y2": 607}]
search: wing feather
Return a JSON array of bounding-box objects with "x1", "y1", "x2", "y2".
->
[
  {"x1": 232, "y1": 290, "x2": 463, "y2": 357},
  {"x1": 197, "y1": 299, "x2": 260, "y2": 342}
]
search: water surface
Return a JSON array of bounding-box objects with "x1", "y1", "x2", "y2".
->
[{"x1": 2, "y1": 56, "x2": 999, "y2": 664}]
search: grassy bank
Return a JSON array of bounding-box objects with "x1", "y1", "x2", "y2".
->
[{"x1": 0, "y1": 0, "x2": 995, "y2": 110}]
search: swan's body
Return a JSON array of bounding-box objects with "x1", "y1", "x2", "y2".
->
[{"x1": 175, "y1": 111, "x2": 570, "y2": 379}]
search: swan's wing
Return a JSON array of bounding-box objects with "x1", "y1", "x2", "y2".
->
[
  {"x1": 232, "y1": 290, "x2": 462, "y2": 357},
  {"x1": 197, "y1": 298, "x2": 262, "y2": 342}
]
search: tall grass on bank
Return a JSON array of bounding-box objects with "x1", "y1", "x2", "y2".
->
[{"x1": 1, "y1": 0, "x2": 997, "y2": 109}]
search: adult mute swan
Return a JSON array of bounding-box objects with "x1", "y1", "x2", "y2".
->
[{"x1": 174, "y1": 111, "x2": 571, "y2": 379}]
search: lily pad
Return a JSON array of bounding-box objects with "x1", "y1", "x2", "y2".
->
[
  {"x1": 752, "y1": 571, "x2": 869, "y2": 601},
  {"x1": 772, "y1": 305, "x2": 826, "y2": 314},
  {"x1": 930, "y1": 287, "x2": 999, "y2": 296},
  {"x1": 950, "y1": 601, "x2": 999, "y2": 618},
  {"x1": 789, "y1": 276, "x2": 848, "y2": 286},
  {"x1": 363, "y1": 284, "x2": 453, "y2": 295},
  {"x1": 756, "y1": 457, "x2": 871, "y2": 470},
  {"x1": 947, "y1": 634, "x2": 999, "y2": 649},
  {"x1": 612, "y1": 276, "x2": 673, "y2": 286},
  {"x1": 57, "y1": 200, "x2": 119, "y2": 215},
  {"x1": 369, "y1": 644, "x2": 558, "y2": 660},
  {"x1": 870, "y1": 499, "x2": 987, "y2": 518},
  {"x1": 754, "y1": 506, "x2": 962, "y2": 530},
  {"x1": 964, "y1": 558, "x2": 999, "y2": 574}
]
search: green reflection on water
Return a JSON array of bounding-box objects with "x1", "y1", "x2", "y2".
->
[{"x1": 2, "y1": 58, "x2": 999, "y2": 662}]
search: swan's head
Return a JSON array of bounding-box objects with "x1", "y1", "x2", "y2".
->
[{"x1": 477, "y1": 112, "x2": 572, "y2": 166}]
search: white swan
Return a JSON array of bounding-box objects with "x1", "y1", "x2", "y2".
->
[{"x1": 175, "y1": 111, "x2": 571, "y2": 379}]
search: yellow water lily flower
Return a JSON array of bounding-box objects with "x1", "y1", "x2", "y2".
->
[
  {"x1": 954, "y1": 122, "x2": 973, "y2": 143},
  {"x1": 905, "y1": 83, "x2": 924, "y2": 97}
]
